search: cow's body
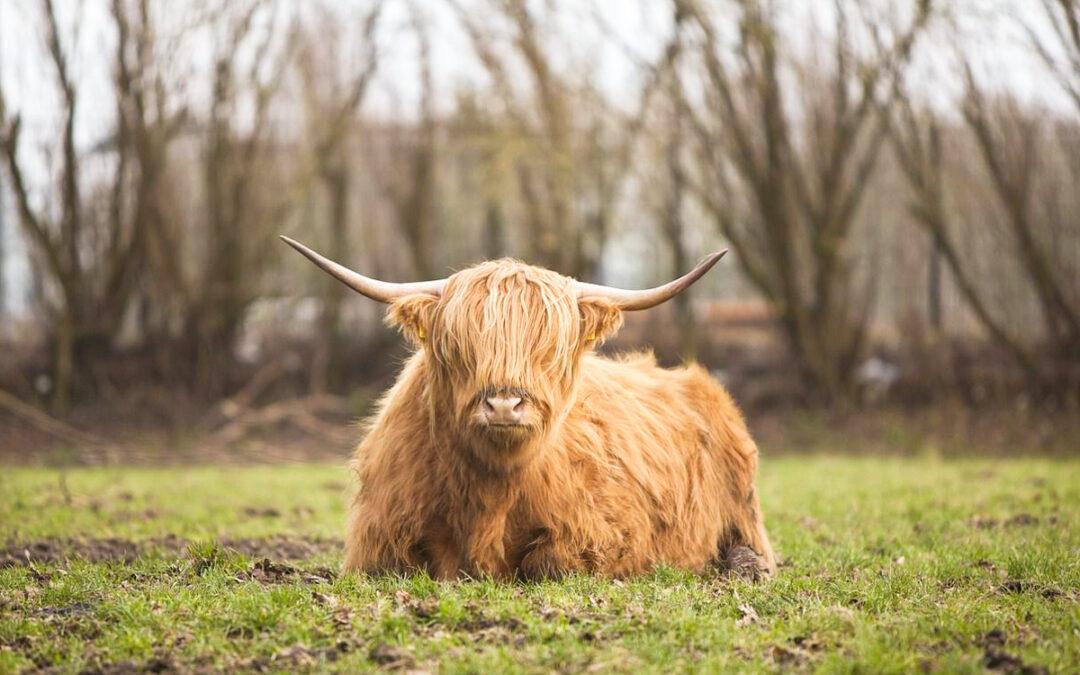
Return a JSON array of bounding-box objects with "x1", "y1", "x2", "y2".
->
[
  {"x1": 279, "y1": 238, "x2": 774, "y2": 580},
  {"x1": 344, "y1": 350, "x2": 774, "y2": 579}
]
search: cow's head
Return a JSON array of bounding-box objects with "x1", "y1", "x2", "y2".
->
[{"x1": 282, "y1": 237, "x2": 724, "y2": 469}]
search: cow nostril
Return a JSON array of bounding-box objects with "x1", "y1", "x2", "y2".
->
[{"x1": 483, "y1": 395, "x2": 526, "y2": 423}]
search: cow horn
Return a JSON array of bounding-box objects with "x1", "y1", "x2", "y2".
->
[
  {"x1": 280, "y1": 236, "x2": 446, "y2": 302},
  {"x1": 575, "y1": 250, "x2": 727, "y2": 311}
]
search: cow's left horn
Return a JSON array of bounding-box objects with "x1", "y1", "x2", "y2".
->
[
  {"x1": 575, "y1": 250, "x2": 727, "y2": 311},
  {"x1": 281, "y1": 236, "x2": 446, "y2": 302}
]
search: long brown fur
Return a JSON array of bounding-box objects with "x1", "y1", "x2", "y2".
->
[{"x1": 343, "y1": 259, "x2": 776, "y2": 579}]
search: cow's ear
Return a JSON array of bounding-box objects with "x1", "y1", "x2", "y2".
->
[
  {"x1": 578, "y1": 298, "x2": 624, "y2": 348},
  {"x1": 386, "y1": 294, "x2": 438, "y2": 346}
]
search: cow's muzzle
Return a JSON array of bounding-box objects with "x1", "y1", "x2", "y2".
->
[{"x1": 475, "y1": 386, "x2": 532, "y2": 428}]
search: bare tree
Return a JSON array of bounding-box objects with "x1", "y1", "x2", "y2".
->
[
  {"x1": 0, "y1": 0, "x2": 181, "y2": 408},
  {"x1": 0, "y1": 1, "x2": 82, "y2": 409},
  {"x1": 447, "y1": 0, "x2": 632, "y2": 280},
  {"x1": 644, "y1": 56, "x2": 698, "y2": 360},
  {"x1": 377, "y1": 2, "x2": 437, "y2": 280},
  {"x1": 887, "y1": 2, "x2": 1080, "y2": 386},
  {"x1": 295, "y1": 0, "x2": 382, "y2": 394},
  {"x1": 180, "y1": 0, "x2": 296, "y2": 399},
  {"x1": 886, "y1": 91, "x2": 1042, "y2": 379},
  {"x1": 961, "y1": 73, "x2": 1080, "y2": 357},
  {"x1": 107, "y1": 0, "x2": 189, "y2": 349},
  {"x1": 674, "y1": 0, "x2": 932, "y2": 399},
  {"x1": 0, "y1": 170, "x2": 6, "y2": 318}
]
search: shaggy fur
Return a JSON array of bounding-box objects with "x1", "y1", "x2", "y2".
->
[{"x1": 343, "y1": 259, "x2": 775, "y2": 579}]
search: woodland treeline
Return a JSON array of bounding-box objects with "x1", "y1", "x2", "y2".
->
[{"x1": 0, "y1": 0, "x2": 1078, "y2": 422}]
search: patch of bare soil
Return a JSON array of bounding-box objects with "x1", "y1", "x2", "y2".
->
[
  {"x1": 221, "y1": 536, "x2": 340, "y2": 561},
  {"x1": 996, "y1": 579, "x2": 1067, "y2": 600},
  {"x1": 0, "y1": 535, "x2": 341, "y2": 568},
  {"x1": 54, "y1": 655, "x2": 188, "y2": 675},
  {"x1": 968, "y1": 513, "x2": 1056, "y2": 530},
  {"x1": 368, "y1": 643, "x2": 416, "y2": 669},
  {"x1": 231, "y1": 640, "x2": 360, "y2": 672},
  {"x1": 0, "y1": 538, "x2": 163, "y2": 567},
  {"x1": 237, "y1": 557, "x2": 337, "y2": 585},
  {"x1": 391, "y1": 591, "x2": 535, "y2": 647},
  {"x1": 978, "y1": 629, "x2": 1049, "y2": 674}
]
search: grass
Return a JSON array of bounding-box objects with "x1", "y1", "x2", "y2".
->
[{"x1": 0, "y1": 455, "x2": 1077, "y2": 673}]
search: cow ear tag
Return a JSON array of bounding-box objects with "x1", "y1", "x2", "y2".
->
[
  {"x1": 586, "y1": 333, "x2": 596, "y2": 343},
  {"x1": 417, "y1": 326, "x2": 426, "y2": 341}
]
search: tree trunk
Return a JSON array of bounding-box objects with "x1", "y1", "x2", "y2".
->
[
  {"x1": 53, "y1": 305, "x2": 75, "y2": 412},
  {"x1": 928, "y1": 236, "x2": 942, "y2": 335},
  {"x1": 310, "y1": 166, "x2": 349, "y2": 395},
  {"x1": 483, "y1": 200, "x2": 505, "y2": 260}
]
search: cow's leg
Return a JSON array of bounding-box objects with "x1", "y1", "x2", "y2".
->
[
  {"x1": 451, "y1": 483, "x2": 516, "y2": 580},
  {"x1": 343, "y1": 515, "x2": 398, "y2": 574},
  {"x1": 343, "y1": 492, "x2": 429, "y2": 575},
  {"x1": 462, "y1": 513, "x2": 512, "y2": 579},
  {"x1": 420, "y1": 516, "x2": 461, "y2": 580},
  {"x1": 718, "y1": 486, "x2": 776, "y2": 577},
  {"x1": 516, "y1": 528, "x2": 584, "y2": 580}
]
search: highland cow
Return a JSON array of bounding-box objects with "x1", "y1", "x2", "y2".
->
[{"x1": 283, "y1": 236, "x2": 776, "y2": 580}]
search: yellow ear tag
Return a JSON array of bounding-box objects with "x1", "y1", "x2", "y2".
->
[
  {"x1": 417, "y1": 326, "x2": 426, "y2": 341},
  {"x1": 586, "y1": 333, "x2": 597, "y2": 343}
]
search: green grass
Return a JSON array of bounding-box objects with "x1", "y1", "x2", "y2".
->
[{"x1": 1, "y1": 456, "x2": 1077, "y2": 673}]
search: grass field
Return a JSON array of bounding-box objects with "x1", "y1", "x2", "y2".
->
[{"x1": 1, "y1": 456, "x2": 1077, "y2": 673}]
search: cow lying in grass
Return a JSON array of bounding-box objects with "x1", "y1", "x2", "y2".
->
[{"x1": 283, "y1": 237, "x2": 776, "y2": 580}]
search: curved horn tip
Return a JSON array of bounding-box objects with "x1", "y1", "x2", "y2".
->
[
  {"x1": 280, "y1": 235, "x2": 304, "y2": 250},
  {"x1": 279, "y1": 235, "x2": 307, "y2": 254}
]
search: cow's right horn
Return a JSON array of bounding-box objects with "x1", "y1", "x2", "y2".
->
[
  {"x1": 575, "y1": 250, "x2": 727, "y2": 311},
  {"x1": 281, "y1": 236, "x2": 446, "y2": 302}
]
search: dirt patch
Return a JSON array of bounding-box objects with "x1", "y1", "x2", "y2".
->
[
  {"x1": 768, "y1": 644, "x2": 807, "y2": 667},
  {"x1": 35, "y1": 601, "x2": 95, "y2": 619},
  {"x1": 221, "y1": 536, "x2": 339, "y2": 560},
  {"x1": 393, "y1": 590, "x2": 440, "y2": 619},
  {"x1": 997, "y1": 580, "x2": 1067, "y2": 599},
  {"x1": 768, "y1": 634, "x2": 827, "y2": 668},
  {"x1": 979, "y1": 629, "x2": 1049, "y2": 674},
  {"x1": 241, "y1": 507, "x2": 282, "y2": 518},
  {"x1": 0, "y1": 538, "x2": 170, "y2": 567},
  {"x1": 231, "y1": 640, "x2": 358, "y2": 672},
  {"x1": 77, "y1": 654, "x2": 212, "y2": 675},
  {"x1": 369, "y1": 643, "x2": 415, "y2": 669},
  {"x1": 238, "y1": 557, "x2": 337, "y2": 584},
  {"x1": 390, "y1": 591, "x2": 531, "y2": 646},
  {"x1": 968, "y1": 513, "x2": 1048, "y2": 530},
  {"x1": 229, "y1": 639, "x2": 399, "y2": 672},
  {"x1": 0, "y1": 536, "x2": 341, "y2": 568},
  {"x1": 457, "y1": 616, "x2": 526, "y2": 632}
]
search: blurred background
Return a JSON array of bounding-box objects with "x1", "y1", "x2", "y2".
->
[{"x1": 0, "y1": 0, "x2": 1077, "y2": 463}]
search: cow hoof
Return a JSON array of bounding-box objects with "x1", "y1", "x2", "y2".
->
[{"x1": 723, "y1": 546, "x2": 765, "y2": 581}]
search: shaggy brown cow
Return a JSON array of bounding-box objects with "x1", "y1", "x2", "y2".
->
[{"x1": 283, "y1": 236, "x2": 775, "y2": 580}]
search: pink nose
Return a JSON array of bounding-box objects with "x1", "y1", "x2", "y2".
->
[{"x1": 483, "y1": 395, "x2": 525, "y2": 425}]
